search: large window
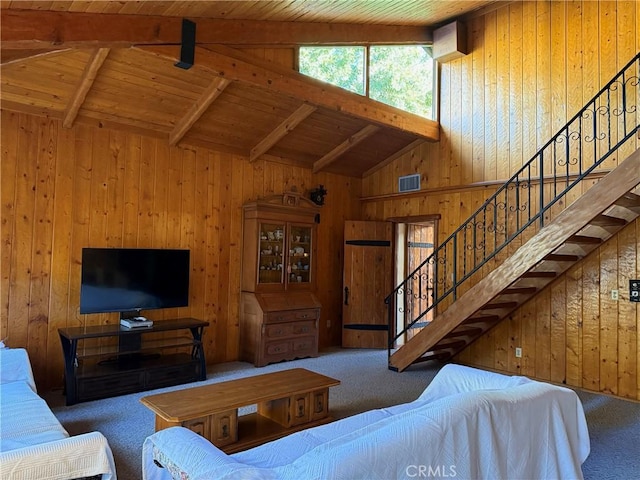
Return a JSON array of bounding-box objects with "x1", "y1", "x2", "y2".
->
[{"x1": 299, "y1": 45, "x2": 434, "y2": 119}]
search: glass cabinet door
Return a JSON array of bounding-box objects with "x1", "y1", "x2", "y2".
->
[
  {"x1": 288, "y1": 225, "x2": 312, "y2": 285},
  {"x1": 258, "y1": 223, "x2": 285, "y2": 284}
]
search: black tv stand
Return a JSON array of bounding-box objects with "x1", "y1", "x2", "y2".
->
[
  {"x1": 58, "y1": 318, "x2": 209, "y2": 405},
  {"x1": 97, "y1": 352, "x2": 162, "y2": 368}
]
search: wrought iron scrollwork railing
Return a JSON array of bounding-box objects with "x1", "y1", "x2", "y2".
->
[{"x1": 386, "y1": 52, "x2": 640, "y2": 358}]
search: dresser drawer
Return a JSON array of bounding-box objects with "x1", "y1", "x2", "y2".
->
[
  {"x1": 291, "y1": 309, "x2": 318, "y2": 321},
  {"x1": 265, "y1": 309, "x2": 318, "y2": 323},
  {"x1": 264, "y1": 323, "x2": 294, "y2": 339},
  {"x1": 265, "y1": 311, "x2": 297, "y2": 323},
  {"x1": 264, "y1": 320, "x2": 315, "y2": 340},
  {"x1": 265, "y1": 340, "x2": 291, "y2": 356},
  {"x1": 292, "y1": 336, "x2": 316, "y2": 354},
  {"x1": 292, "y1": 320, "x2": 316, "y2": 336}
]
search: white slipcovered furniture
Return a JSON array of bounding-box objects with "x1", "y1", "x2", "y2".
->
[
  {"x1": 0, "y1": 347, "x2": 117, "y2": 480},
  {"x1": 142, "y1": 364, "x2": 590, "y2": 480}
]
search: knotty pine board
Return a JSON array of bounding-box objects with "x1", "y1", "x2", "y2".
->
[
  {"x1": 362, "y1": 0, "x2": 639, "y2": 400},
  {"x1": 0, "y1": 110, "x2": 361, "y2": 389}
]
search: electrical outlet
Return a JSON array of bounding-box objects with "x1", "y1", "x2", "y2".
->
[
  {"x1": 515, "y1": 347, "x2": 522, "y2": 358},
  {"x1": 326, "y1": 319, "x2": 331, "y2": 328},
  {"x1": 611, "y1": 290, "x2": 619, "y2": 301}
]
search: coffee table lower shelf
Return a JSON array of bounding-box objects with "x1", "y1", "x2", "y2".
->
[{"x1": 229, "y1": 413, "x2": 333, "y2": 454}]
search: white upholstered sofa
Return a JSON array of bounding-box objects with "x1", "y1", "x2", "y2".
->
[
  {"x1": 0, "y1": 347, "x2": 116, "y2": 480},
  {"x1": 142, "y1": 364, "x2": 590, "y2": 480}
]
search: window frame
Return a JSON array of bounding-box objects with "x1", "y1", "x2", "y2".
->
[
  {"x1": 297, "y1": 44, "x2": 437, "y2": 120},
  {"x1": 387, "y1": 214, "x2": 441, "y2": 345}
]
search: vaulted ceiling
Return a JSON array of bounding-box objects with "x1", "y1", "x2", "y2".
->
[{"x1": 0, "y1": 1, "x2": 498, "y2": 177}]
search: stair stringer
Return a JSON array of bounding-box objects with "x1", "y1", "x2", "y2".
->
[{"x1": 390, "y1": 148, "x2": 640, "y2": 372}]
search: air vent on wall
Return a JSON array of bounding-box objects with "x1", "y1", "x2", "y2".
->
[{"x1": 398, "y1": 174, "x2": 421, "y2": 193}]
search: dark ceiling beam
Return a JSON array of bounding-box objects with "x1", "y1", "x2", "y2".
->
[{"x1": 1, "y1": 10, "x2": 433, "y2": 49}]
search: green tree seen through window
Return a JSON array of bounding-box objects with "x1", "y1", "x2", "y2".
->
[
  {"x1": 299, "y1": 46, "x2": 365, "y2": 95},
  {"x1": 299, "y1": 45, "x2": 433, "y2": 119}
]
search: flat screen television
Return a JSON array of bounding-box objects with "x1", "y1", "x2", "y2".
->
[{"x1": 80, "y1": 248, "x2": 190, "y2": 316}]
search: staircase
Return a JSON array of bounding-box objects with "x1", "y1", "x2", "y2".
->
[{"x1": 387, "y1": 53, "x2": 640, "y2": 372}]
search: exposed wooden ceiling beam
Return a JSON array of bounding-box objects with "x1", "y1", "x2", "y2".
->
[
  {"x1": 1, "y1": 48, "x2": 70, "y2": 65},
  {"x1": 313, "y1": 125, "x2": 380, "y2": 173},
  {"x1": 362, "y1": 139, "x2": 425, "y2": 177},
  {"x1": 1, "y1": 99, "x2": 62, "y2": 119},
  {"x1": 250, "y1": 103, "x2": 317, "y2": 162},
  {"x1": 3, "y1": 98, "x2": 168, "y2": 142},
  {"x1": 169, "y1": 77, "x2": 231, "y2": 146},
  {"x1": 63, "y1": 48, "x2": 110, "y2": 129},
  {"x1": 139, "y1": 44, "x2": 440, "y2": 141},
  {"x1": 1, "y1": 10, "x2": 432, "y2": 49}
]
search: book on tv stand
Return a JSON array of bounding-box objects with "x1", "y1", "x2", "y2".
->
[{"x1": 120, "y1": 317, "x2": 154, "y2": 329}]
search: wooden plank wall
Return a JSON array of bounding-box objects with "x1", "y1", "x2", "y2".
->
[
  {"x1": 0, "y1": 110, "x2": 361, "y2": 389},
  {"x1": 362, "y1": 0, "x2": 640, "y2": 400}
]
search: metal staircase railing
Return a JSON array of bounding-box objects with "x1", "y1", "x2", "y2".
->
[{"x1": 386, "y1": 52, "x2": 640, "y2": 361}]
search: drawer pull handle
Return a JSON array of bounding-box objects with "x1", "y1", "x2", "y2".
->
[{"x1": 301, "y1": 314, "x2": 308, "y2": 318}]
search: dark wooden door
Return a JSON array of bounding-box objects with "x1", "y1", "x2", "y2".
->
[{"x1": 342, "y1": 221, "x2": 393, "y2": 348}]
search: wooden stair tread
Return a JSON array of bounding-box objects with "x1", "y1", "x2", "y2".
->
[
  {"x1": 521, "y1": 271, "x2": 557, "y2": 278},
  {"x1": 566, "y1": 234, "x2": 603, "y2": 245},
  {"x1": 480, "y1": 301, "x2": 519, "y2": 310},
  {"x1": 414, "y1": 352, "x2": 450, "y2": 363},
  {"x1": 463, "y1": 314, "x2": 500, "y2": 324},
  {"x1": 614, "y1": 192, "x2": 640, "y2": 210},
  {"x1": 443, "y1": 327, "x2": 483, "y2": 338},
  {"x1": 500, "y1": 287, "x2": 537, "y2": 295},
  {"x1": 542, "y1": 253, "x2": 581, "y2": 262},
  {"x1": 428, "y1": 339, "x2": 467, "y2": 351},
  {"x1": 589, "y1": 214, "x2": 627, "y2": 227}
]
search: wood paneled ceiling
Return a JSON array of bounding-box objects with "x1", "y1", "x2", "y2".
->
[
  {"x1": 0, "y1": 1, "x2": 497, "y2": 26},
  {"x1": 0, "y1": 1, "x2": 497, "y2": 177}
]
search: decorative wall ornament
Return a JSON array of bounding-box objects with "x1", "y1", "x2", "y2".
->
[{"x1": 309, "y1": 185, "x2": 327, "y2": 206}]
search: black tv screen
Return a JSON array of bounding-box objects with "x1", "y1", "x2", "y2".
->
[{"x1": 80, "y1": 248, "x2": 190, "y2": 314}]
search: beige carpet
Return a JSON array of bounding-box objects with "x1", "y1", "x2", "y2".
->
[{"x1": 44, "y1": 347, "x2": 639, "y2": 480}]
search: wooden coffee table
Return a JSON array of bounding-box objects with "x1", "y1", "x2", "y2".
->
[{"x1": 140, "y1": 368, "x2": 340, "y2": 453}]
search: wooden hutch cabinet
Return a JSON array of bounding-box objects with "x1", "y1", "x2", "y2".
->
[{"x1": 240, "y1": 192, "x2": 321, "y2": 367}]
